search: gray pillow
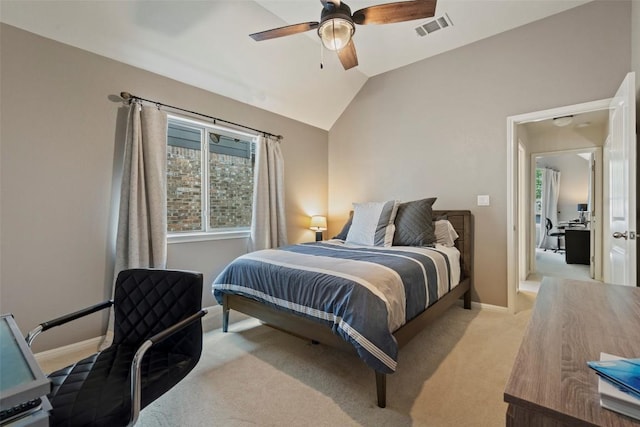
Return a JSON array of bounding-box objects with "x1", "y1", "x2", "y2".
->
[
  {"x1": 392, "y1": 197, "x2": 437, "y2": 246},
  {"x1": 434, "y1": 219, "x2": 459, "y2": 247},
  {"x1": 346, "y1": 200, "x2": 399, "y2": 247},
  {"x1": 333, "y1": 211, "x2": 353, "y2": 240}
]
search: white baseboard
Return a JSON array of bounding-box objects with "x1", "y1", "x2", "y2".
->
[
  {"x1": 455, "y1": 298, "x2": 508, "y2": 312},
  {"x1": 202, "y1": 304, "x2": 222, "y2": 332},
  {"x1": 34, "y1": 336, "x2": 103, "y2": 364},
  {"x1": 202, "y1": 304, "x2": 250, "y2": 332},
  {"x1": 472, "y1": 301, "x2": 509, "y2": 312},
  {"x1": 35, "y1": 305, "x2": 224, "y2": 363}
]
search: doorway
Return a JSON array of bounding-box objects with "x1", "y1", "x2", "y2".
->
[
  {"x1": 506, "y1": 99, "x2": 611, "y2": 313},
  {"x1": 507, "y1": 73, "x2": 637, "y2": 313},
  {"x1": 520, "y1": 147, "x2": 601, "y2": 294}
]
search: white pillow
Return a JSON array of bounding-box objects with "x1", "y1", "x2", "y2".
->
[
  {"x1": 434, "y1": 220, "x2": 459, "y2": 247},
  {"x1": 346, "y1": 200, "x2": 399, "y2": 247}
]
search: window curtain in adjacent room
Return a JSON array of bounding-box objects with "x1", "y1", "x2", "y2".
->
[
  {"x1": 103, "y1": 102, "x2": 168, "y2": 346},
  {"x1": 250, "y1": 135, "x2": 287, "y2": 251},
  {"x1": 538, "y1": 168, "x2": 561, "y2": 250}
]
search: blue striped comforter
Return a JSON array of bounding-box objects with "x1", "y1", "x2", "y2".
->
[{"x1": 212, "y1": 241, "x2": 458, "y2": 374}]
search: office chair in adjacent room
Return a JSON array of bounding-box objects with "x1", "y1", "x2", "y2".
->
[
  {"x1": 545, "y1": 218, "x2": 566, "y2": 253},
  {"x1": 26, "y1": 268, "x2": 207, "y2": 427}
]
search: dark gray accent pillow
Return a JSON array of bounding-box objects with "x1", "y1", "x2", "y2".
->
[
  {"x1": 392, "y1": 197, "x2": 437, "y2": 246},
  {"x1": 333, "y1": 211, "x2": 353, "y2": 240}
]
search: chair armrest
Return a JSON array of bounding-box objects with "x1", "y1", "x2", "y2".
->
[
  {"x1": 26, "y1": 300, "x2": 113, "y2": 347},
  {"x1": 128, "y1": 309, "x2": 207, "y2": 427},
  {"x1": 147, "y1": 309, "x2": 207, "y2": 345}
]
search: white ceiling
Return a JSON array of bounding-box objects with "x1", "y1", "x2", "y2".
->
[
  {"x1": 522, "y1": 109, "x2": 609, "y2": 135},
  {"x1": 0, "y1": 0, "x2": 591, "y2": 130}
]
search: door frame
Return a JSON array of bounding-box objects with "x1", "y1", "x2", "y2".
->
[
  {"x1": 518, "y1": 141, "x2": 527, "y2": 286},
  {"x1": 529, "y1": 148, "x2": 601, "y2": 277},
  {"x1": 506, "y1": 98, "x2": 610, "y2": 313}
]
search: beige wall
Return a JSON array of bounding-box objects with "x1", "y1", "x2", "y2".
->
[
  {"x1": 0, "y1": 24, "x2": 328, "y2": 352},
  {"x1": 525, "y1": 124, "x2": 606, "y2": 154},
  {"x1": 328, "y1": 0, "x2": 632, "y2": 307},
  {"x1": 536, "y1": 154, "x2": 591, "y2": 223}
]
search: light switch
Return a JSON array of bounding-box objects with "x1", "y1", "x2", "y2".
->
[{"x1": 477, "y1": 195, "x2": 490, "y2": 206}]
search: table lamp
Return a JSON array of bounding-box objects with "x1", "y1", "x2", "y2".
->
[
  {"x1": 577, "y1": 203, "x2": 588, "y2": 223},
  {"x1": 310, "y1": 216, "x2": 327, "y2": 242}
]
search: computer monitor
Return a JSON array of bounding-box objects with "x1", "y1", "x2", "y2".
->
[{"x1": 577, "y1": 203, "x2": 588, "y2": 223}]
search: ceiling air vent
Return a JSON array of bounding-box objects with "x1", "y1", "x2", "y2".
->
[{"x1": 415, "y1": 13, "x2": 453, "y2": 37}]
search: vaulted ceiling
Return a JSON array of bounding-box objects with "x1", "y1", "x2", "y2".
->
[{"x1": 0, "y1": 0, "x2": 591, "y2": 130}]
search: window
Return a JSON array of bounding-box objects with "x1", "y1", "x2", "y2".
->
[
  {"x1": 166, "y1": 116, "x2": 256, "y2": 238},
  {"x1": 535, "y1": 168, "x2": 543, "y2": 223}
]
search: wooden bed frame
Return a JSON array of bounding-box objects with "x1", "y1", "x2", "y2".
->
[{"x1": 221, "y1": 210, "x2": 473, "y2": 408}]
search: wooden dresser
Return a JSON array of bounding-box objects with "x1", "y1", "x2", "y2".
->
[{"x1": 504, "y1": 277, "x2": 640, "y2": 426}]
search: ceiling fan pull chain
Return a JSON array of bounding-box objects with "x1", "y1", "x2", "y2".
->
[{"x1": 320, "y1": 42, "x2": 324, "y2": 69}]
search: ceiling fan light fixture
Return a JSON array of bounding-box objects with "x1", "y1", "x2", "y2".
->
[
  {"x1": 553, "y1": 115, "x2": 574, "y2": 127},
  {"x1": 318, "y1": 18, "x2": 354, "y2": 51}
]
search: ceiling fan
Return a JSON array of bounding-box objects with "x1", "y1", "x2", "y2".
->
[{"x1": 250, "y1": 0, "x2": 437, "y2": 70}]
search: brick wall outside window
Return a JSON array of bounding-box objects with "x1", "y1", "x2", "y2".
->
[
  {"x1": 167, "y1": 145, "x2": 202, "y2": 232},
  {"x1": 209, "y1": 152, "x2": 253, "y2": 228},
  {"x1": 167, "y1": 140, "x2": 253, "y2": 233}
]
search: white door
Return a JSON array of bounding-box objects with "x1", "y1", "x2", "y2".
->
[{"x1": 604, "y1": 72, "x2": 636, "y2": 286}]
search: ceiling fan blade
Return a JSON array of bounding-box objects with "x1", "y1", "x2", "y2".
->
[
  {"x1": 352, "y1": 0, "x2": 437, "y2": 25},
  {"x1": 250, "y1": 22, "x2": 319, "y2": 41},
  {"x1": 337, "y1": 39, "x2": 358, "y2": 70}
]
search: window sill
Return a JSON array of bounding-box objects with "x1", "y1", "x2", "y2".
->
[{"x1": 168, "y1": 230, "x2": 250, "y2": 244}]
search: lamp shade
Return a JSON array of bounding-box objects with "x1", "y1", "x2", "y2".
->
[
  {"x1": 310, "y1": 215, "x2": 327, "y2": 231},
  {"x1": 577, "y1": 203, "x2": 588, "y2": 212}
]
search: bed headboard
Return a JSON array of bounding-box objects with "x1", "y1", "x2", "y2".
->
[
  {"x1": 341, "y1": 208, "x2": 473, "y2": 283},
  {"x1": 433, "y1": 210, "x2": 473, "y2": 282}
]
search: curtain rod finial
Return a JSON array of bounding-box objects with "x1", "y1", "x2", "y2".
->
[{"x1": 120, "y1": 92, "x2": 132, "y2": 100}]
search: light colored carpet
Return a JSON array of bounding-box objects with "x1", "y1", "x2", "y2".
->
[
  {"x1": 39, "y1": 295, "x2": 534, "y2": 426},
  {"x1": 520, "y1": 248, "x2": 595, "y2": 294},
  {"x1": 534, "y1": 248, "x2": 593, "y2": 280}
]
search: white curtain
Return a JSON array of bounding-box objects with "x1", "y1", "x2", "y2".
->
[
  {"x1": 103, "y1": 103, "x2": 168, "y2": 346},
  {"x1": 250, "y1": 135, "x2": 287, "y2": 251},
  {"x1": 538, "y1": 168, "x2": 561, "y2": 249},
  {"x1": 114, "y1": 102, "x2": 168, "y2": 272}
]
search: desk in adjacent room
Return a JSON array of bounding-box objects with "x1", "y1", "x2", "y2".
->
[
  {"x1": 564, "y1": 227, "x2": 590, "y2": 265},
  {"x1": 504, "y1": 278, "x2": 640, "y2": 426}
]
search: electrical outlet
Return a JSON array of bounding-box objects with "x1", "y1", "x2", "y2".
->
[{"x1": 477, "y1": 195, "x2": 490, "y2": 206}]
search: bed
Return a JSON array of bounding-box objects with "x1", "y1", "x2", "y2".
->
[{"x1": 212, "y1": 209, "x2": 473, "y2": 407}]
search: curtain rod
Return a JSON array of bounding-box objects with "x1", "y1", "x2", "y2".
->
[{"x1": 120, "y1": 91, "x2": 282, "y2": 140}]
